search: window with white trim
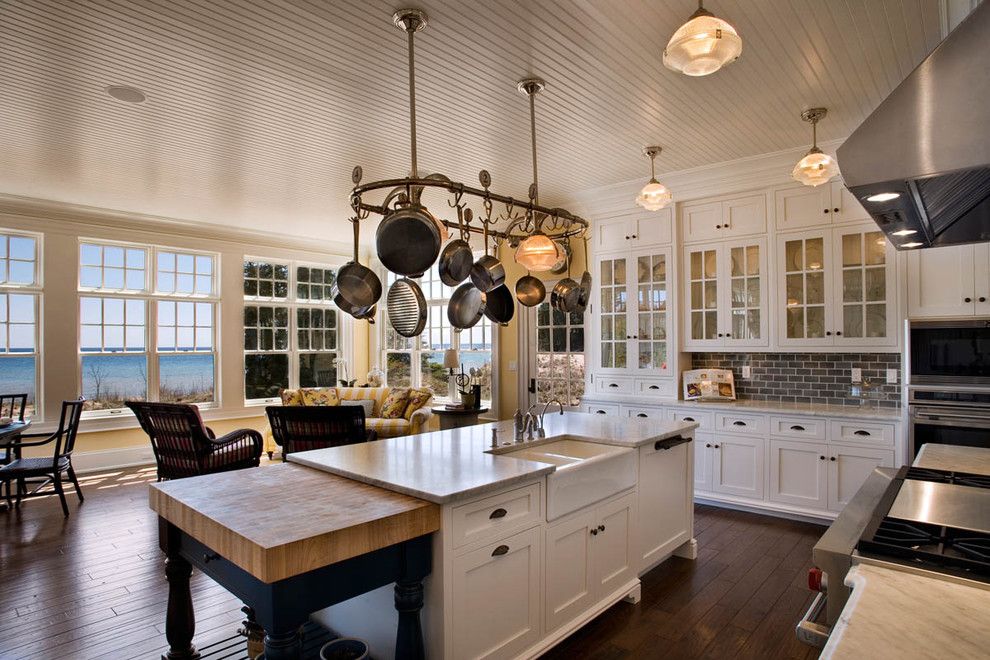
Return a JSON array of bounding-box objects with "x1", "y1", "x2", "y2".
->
[
  {"x1": 534, "y1": 298, "x2": 585, "y2": 406},
  {"x1": 243, "y1": 259, "x2": 341, "y2": 403},
  {"x1": 0, "y1": 231, "x2": 41, "y2": 418},
  {"x1": 78, "y1": 241, "x2": 218, "y2": 413}
]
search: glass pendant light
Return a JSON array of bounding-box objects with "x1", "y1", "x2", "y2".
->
[
  {"x1": 792, "y1": 107, "x2": 839, "y2": 187},
  {"x1": 636, "y1": 146, "x2": 673, "y2": 211},
  {"x1": 515, "y1": 231, "x2": 562, "y2": 272},
  {"x1": 663, "y1": 1, "x2": 742, "y2": 77}
]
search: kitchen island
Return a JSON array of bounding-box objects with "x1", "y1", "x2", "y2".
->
[{"x1": 150, "y1": 412, "x2": 697, "y2": 660}]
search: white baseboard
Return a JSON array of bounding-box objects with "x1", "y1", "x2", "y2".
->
[
  {"x1": 695, "y1": 495, "x2": 834, "y2": 526},
  {"x1": 71, "y1": 445, "x2": 156, "y2": 474}
]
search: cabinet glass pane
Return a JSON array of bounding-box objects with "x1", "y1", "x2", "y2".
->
[
  {"x1": 599, "y1": 257, "x2": 627, "y2": 369},
  {"x1": 688, "y1": 249, "x2": 717, "y2": 340},
  {"x1": 839, "y1": 232, "x2": 887, "y2": 339},
  {"x1": 636, "y1": 253, "x2": 668, "y2": 371},
  {"x1": 866, "y1": 304, "x2": 886, "y2": 337},
  {"x1": 784, "y1": 237, "x2": 827, "y2": 339},
  {"x1": 728, "y1": 243, "x2": 762, "y2": 340}
]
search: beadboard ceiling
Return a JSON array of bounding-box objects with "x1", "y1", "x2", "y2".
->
[{"x1": 0, "y1": 0, "x2": 945, "y2": 243}]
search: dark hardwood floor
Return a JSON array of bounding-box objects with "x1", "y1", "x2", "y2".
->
[{"x1": 0, "y1": 466, "x2": 826, "y2": 659}]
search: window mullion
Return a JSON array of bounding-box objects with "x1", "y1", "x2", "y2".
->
[{"x1": 147, "y1": 294, "x2": 159, "y2": 402}]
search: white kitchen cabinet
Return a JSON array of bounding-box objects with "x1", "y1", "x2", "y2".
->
[
  {"x1": 621, "y1": 405, "x2": 663, "y2": 420},
  {"x1": 827, "y1": 445, "x2": 895, "y2": 512},
  {"x1": 637, "y1": 436, "x2": 692, "y2": 569},
  {"x1": 775, "y1": 182, "x2": 869, "y2": 231},
  {"x1": 451, "y1": 526, "x2": 542, "y2": 660},
  {"x1": 769, "y1": 439, "x2": 828, "y2": 510},
  {"x1": 682, "y1": 193, "x2": 767, "y2": 243},
  {"x1": 712, "y1": 434, "x2": 765, "y2": 500},
  {"x1": 545, "y1": 492, "x2": 636, "y2": 633},
  {"x1": 693, "y1": 432, "x2": 715, "y2": 493},
  {"x1": 684, "y1": 237, "x2": 768, "y2": 349},
  {"x1": 777, "y1": 224, "x2": 896, "y2": 348},
  {"x1": 593, "y1": 209, "x2": 672, "y2": 252},
  {"x1": 906, "y1": 243, "x2": 990, "y2": 318}
]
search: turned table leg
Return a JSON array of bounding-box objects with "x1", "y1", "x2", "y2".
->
[
  {"x1": 162, "y1": 552, "x2": 199, "y2": 659},
  {"x1": 394, "y1": 577, "x2": 425, "y2": 660},
  {"x1": 263, "y1": 627, "x2": 303, "y2": 660}
]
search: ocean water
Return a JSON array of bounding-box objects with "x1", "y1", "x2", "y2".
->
[
  {"x1": 0, "y1": 356, "x2": 36, "y2": 401},
  {"x1": 80, "y1": 353, "x2": 215, "y2": 401}
]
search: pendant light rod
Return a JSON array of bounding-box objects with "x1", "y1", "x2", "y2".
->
[
  {"x1": 394, "y1": 9, "x2": 428, "y2": 178},
  {"x1": 517, "y1": 78, "x2": 546, "y2": 205},
  {"x1": 801, "y1": 107, "x2": 827, "y2": 152},
  {"x1": 644, "y1": 146, "x2": 662, "y2": 181}
]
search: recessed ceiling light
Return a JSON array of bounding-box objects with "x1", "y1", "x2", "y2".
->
[
  {"x1": 866, "y1": 192, "x2": 900, "y2": 203},
  {"x1": 901, "y1": 242, "x2": 924, "y2": 248},
  {"x1": 105, "y1": 85, "x2": 146, "y2": 104},
  {"x1": 891, "y1": 229, "x2": 918, "y2": 236}
]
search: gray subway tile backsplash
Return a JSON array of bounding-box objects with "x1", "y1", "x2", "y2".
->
[{"x1": 688, "y1": 352, "x2": 902, "y2": 408}]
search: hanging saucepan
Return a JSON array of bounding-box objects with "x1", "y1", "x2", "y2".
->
[
  {"x1": 447, "y1": 282, "x2": 486, "y2": 330},
  {"x1": 333, "y1": 218, "x2": 383, "y2": 315},
  {"x1": 551, "y1": 239, "x2": 582, "y2": 313},
  {"x1": 376, "y1": 201, "x2": 442, "y2": 278},
  {"x1": 574, "y1": 236, "x2": 593, "y2": 313},
  {"x1": 338, "y1": 299, "x2": 377, "y2": 324},
  {"x1": 469, "y1": 221, "x2": 505, "y2": 293},
  {"x1": 515, "y1": 272, "x2": 546, "y2": 307},
  {"x1": 549, "y1": 240, "x2": 571, "y2": 275},
  {"x1": 484, "y1": 284, "x2": 515, "y2": 325},
  {"x1": 438, "y1": 207, "x2": 474, "y2": 286},
  {"x1": 411, "y1": 173, "x2": 452, "y2": 241},
  {"x1": 386, "y1": 278, "x2": 427, "y2": 338}
]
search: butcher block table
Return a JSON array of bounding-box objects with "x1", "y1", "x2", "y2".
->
[{"x1": 149, "y1": 462, "x2": 440, "y2": 660}]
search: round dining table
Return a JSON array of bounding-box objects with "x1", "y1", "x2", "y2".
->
[{"x1": 1, "y1": 419, "x2": 32, "y2": 509}]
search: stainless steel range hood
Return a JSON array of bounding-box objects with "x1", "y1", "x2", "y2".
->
[{"x1": 836, "y1": 1, "x2": 990, "y2": 249}]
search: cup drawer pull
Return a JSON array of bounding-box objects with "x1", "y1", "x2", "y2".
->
[
  {"x1": 491, "y1": 545, "x2": 509, "y2": 557},
  {"x1": 790, "y1": 425, "x2": 806, "y2": 431},
  {"x1": 596, "y1": 410, "x2": 607, "y2": 415},
  {"x1": 853, "y1": 430, "x2": 871, "y2": 437},
  {"x1": 608, "y1": 383, "x2": 619, "y2": 388},
  {"x1": 489, "y1": 508, "x2": 507, "y2": 519},
  {"x1": 648, "y1": 385, "x2": 660, "y2": 390},
  {"x1": 732, "y1": 420, "x2": 747, "y2": 427},
  {"x1": 637, "y1": 413, "x2": 648, "y2": 418},
  {"x1": 683, "y1": 416, "x2": 695, "y2": 422}
]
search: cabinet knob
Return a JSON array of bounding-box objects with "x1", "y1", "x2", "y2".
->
[
  {"x1": 491, "y1": 545, "x2": 510, "y2": 557},
  {"x1": 598, "y1": 524, "x2": 606, "y2": 532},
  {"x1": 715, "y1": 224, "x2": 722, "y2": 229},
  {"x1": 633, "y1": 334, "x2": 639, "y2": 339},
  {"x1": 819, "y1": 455, "x2": 826, "y2": 460},
  {"x1": 830, "y1": 456, "x2": 836, "y2": 462},
  {"x1": 625, "y1": 235, "x2": 630, "y2": 240},
  {"x1": 835, "y1": 331, "x2": 842, "y2": 336},
  {"x1": 981, "y1": 297, "x2": 987, "y2": 303},
  {"x1": 833, "y1": 208, "x2": 840, "y2": 213},
  {"x1": 705, "y1": 443, "x2": 712, "y2": 448},
  {"x1": 631, "y1": 234, "x2": 637, "y2": 239},
  {"x1": 203, "y1": 553, "x2": 221, "y2": 564},
  {"x1": 717, "y1": 333, "x2": 724, "y2": 338},
  {"x1": 825, "y1": 331, "x2": 832, "y2": 336},
  {"x1": 590, "y1": 528, "x2": 599, "y2": 536},
  {"x1": 823, "y1": 209, "x2": 830, "y2": 214},
  {"x1": 714, "y1": 444, "x2": 721, "y2": 449},
  {"x1": 626, "y1": 335, "x2": 632, "y2": 339},
  {"x1": 965, "y1": 297, "x2": 972, "y2": 303},
  {"x1": 725, "y1": 333, "x2": 732, "y2": 338}
]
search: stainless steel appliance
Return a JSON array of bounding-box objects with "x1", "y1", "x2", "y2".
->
[
  {"x1": 837, "y1": 2, "x2": 990, "y2": 249},
  {"x1": 797, "y1": 465, "x2": 990, "y2": 648},
  {"x1": 909, "y1": 387, "x2": 990, "y2": 457}
]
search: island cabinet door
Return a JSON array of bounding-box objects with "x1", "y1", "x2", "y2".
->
[
  {"x1": 593, "y1": 492, "x2": 637, "y2": 598},
  {"x1": 694, "y1": 432, "x2": 715, "y2": 493},
  {"x1": 638, "y1": 439, "x2": 691, "y2": 569},
  {"x1": 545, "y1": 511, "x2": 596, "y2": 632},
  {"x1": 711, "y1": 434, "x2": 765, "y2": 500},
  {"x1": 451, "y1": 526, "x2": 542, "y2": 660}
]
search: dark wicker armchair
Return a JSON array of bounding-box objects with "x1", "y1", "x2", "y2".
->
[
  {"x1": 126, "y1": 402, "x2": 262, "y2": 481},
  {"x1": 0, "y1": 393, "x2": 28, "y2": 466},
  {"x1": 266, "y1": 405, "x2": 376, "y2": 461}
]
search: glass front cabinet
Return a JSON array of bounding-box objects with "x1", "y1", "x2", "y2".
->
[
  {"x1": 683, "y1": 238, "x2": 769, "y2": 350},
  {"x1": 596, "y1": 248, "x2": 673, "y2": 377},
  {"x1": 776, "y1": 224, "x2": 896, "y2": 347}
]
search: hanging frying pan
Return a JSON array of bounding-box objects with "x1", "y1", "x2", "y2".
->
[
  {"x1": 551, "y1": 239, "x2": 582, "y2": 313},
  {"x1": 447, "y1": 282, "x2": 486, "y2": 330},
  {"x1": 337, "y1": 299, "x2": 377, "y2": 324},
  {"x1": 438, "y1": 207, "x2": 474, "y2": 286},
  {"x1": 386, "y1": 278, "x2": 428, "y2": 338},
  {"x1": 574, "y1": 236, "x2": 593, "y2": 313},
  {"x1": 484, "y1": 284, "x2": 515, "y2": 325},
  {"x1": 333, "y1": 218, "x2": 383, "y2": 315},
  {"x1": 515, "y1": 273, "x2": 546, "y2": 307},
  {"x1": 469, "y1": 221, "x2": 505, "y2": 293},
  {"x1": 376, "y1": 202, "x2": 442, "y2": 278}
]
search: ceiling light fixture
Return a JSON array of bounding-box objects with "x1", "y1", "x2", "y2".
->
[
  {"x1": 105, "y1": 85, "x2": 146, "y2": 103},
  {"x1": 792, "y1": 107, "x2": 839, "y2": 187},
  {"x1": 866, "y1": 192, "x2": 901, "y2": 203},
  {"x1": 891, "y1": 229, "x2": 918, "y2": 236},
  {"x1": 635, "y1": 146, "x2": 673, "y2": 211},
  {"x1": 663, "y1": 1, "x2": 742, "y2": 77},
  {"x1": 901, "y1": 242, "x2": 924, "y2": 248}
]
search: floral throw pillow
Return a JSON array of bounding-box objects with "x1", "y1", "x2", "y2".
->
[
  {"x1": 301, "y1": 388, "x2": 340, "y2": 407},
  {"x1": 404, "y1": 388, "x2": 433, "y2": 420},
  {"x1": 280, "y1": 389, "x2": 303, "y2": 406},
  {"x1": 381, "y1": 388, "x2": 411, "y2": 419}
]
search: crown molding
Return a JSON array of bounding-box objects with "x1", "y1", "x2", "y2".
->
[{"x1": 0, "y1": 192, "x2": 353, "y2": 257}]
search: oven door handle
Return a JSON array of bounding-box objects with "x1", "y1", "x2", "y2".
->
[
  {"x1": 912, "y1": 412, "x2": 990, "y2": 427},
  {"x1": 795, "y1": 591, "x2": 830, "y2": 649}
]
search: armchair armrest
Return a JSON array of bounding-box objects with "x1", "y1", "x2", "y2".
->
[
  {"x1": 409, "y1": 406, "x2": 433, "y2": 434},
  {"x1": 6, "y1": 431, "x2": 56, "y2": 448},
  {"x1": 365, "y1": 429, "x2": 379, "y2": 443},
  {"x1": 208, "y1": 428, "x2": 263, "y2": 454},
  {"x1": 205, "y1": 426, "x2": 217, "y2": 439}
]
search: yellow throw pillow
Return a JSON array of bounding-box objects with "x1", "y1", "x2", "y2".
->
[
  {"x1": 404, "y1": 388, "x2": 433, "y2": 420},
  {"x1": 280, "y1": 389, "x2": 303, "y2": 406},
  {"x1": 300, "y1": 388, "x2": 340, "y2": 407},
  {"x1": 381, "y1": 388, "x2": 411, "y2": 419}
]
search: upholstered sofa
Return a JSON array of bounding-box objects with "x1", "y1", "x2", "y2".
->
[{"x1": 262, "y1": 386, "x2": 434, "y2": 458}]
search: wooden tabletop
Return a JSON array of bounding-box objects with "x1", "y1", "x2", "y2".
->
[{"x1": 149, "y1": 463, "x2": 440, "y2": 583}]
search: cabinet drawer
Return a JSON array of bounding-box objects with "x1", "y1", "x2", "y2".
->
[
  {"x1": 634, "y1": 378, "x2": 676, "y2": 397},
  {"x1": 622, "y1": 406, "x2": 663, "y2": 420},
  {"x1": 585, "y1": 403, "x2": 619, "y2": 416},
  {"x1": 667, "y1": 408, "x2": 714, "y2": 430},
  {"x1": 595, "y1": 377, "x2": 633, "y2": 394},
  {"x1": 829, "y1": 420, "x2": 895, "y2": 447},
  {"x1": 451, "y1": 483, "x2": 542, "y2": 550},
  {"x1": 770, "y1": 416, "x2": 827, "y2": 441},
  {"x1": 716, "y1": 412, "x2": 768, "y2": 435}
]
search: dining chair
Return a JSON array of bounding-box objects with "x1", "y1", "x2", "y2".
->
[
  {"x1": 266, "y1": 405, "x2": 376, "y2": 461},
  {"x1": 0, "y1": 398, "x2": 85, "y2": 517},
  {"x1": 0, "y1": 393, "x2": 28, "y2": 466}
]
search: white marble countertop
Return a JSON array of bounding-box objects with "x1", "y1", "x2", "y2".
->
[
  {"x1": 822, "y1": 564, "x2": 990, "y2": 659},
  {"x1": 665, "y1": 398, "x2": 902, "y2": 420},
  {"x1": 915, "y1": 443, "x2": 990, "y2": 476},
  {"x1": 289, "y1": 413, "x2": 697, "y2": 503}
]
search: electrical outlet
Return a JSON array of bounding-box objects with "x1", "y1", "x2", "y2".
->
[
  {"x1": 851, "y1": 367, "x2": 862, "y2": 383},
  {"x1": 886, "y1": 369, "x2": 898, "y2": 384},
  {"x1": 741, "y1": 366, "x2": 752, "y2": 379}
]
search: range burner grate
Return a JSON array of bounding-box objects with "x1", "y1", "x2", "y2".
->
[
  {"x1": 859, "y1": 517, "x2": 990, "y2": 581},
  {"x1": 904, "y1": 467, "x2": 990, "y2": 490}
]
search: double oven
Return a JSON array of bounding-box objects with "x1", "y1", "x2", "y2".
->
[{"x1": 908, "y1": 319, "x2": 990, "y2": 457}]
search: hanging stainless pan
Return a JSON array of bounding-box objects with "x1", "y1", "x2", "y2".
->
[
  {"x1": 484, "y1": 284, "x2": 515, "y2": 325},
  {"x1": 386, "y1": 278, "x2": 427, "y2": 338},
  {"x1": 515, "y1": 274, "x2": 546, "y2": 307},
  {"x1": 337, "y1": 299, "x2": 377, "y2": 324},
  {"x1": 551, "y1": 239, "x2": 582, "y2": 313},
  {"x1": 574, "y1": 236, "x2": 593, "y2": 313},
  {"x1": 469, "y1": 222, "x2": 505, "y2": 293},
  {"x1": 333, "y1": 219, "x2": 383, "y2": 314},
  {"x1": 447, "y1": 282, "x2": 486, "y2": 330},
  {"x1": 438, "y1": 207, "x2": 474, "y2": 286},
  {"x1": 376, "y1": 201, "x2": 441, "y2": 278}
]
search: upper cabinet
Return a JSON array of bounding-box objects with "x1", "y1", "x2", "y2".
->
[
  {"x1": 593, "y1": 209, "x2": 672, "y2": 253},
  {"x1": 907, "y1": 243, "x2": 990, "y2": 318},
  {"x1": 774, "y1": 182, "x2": 869, "y2": 231},
  {"x1": 681, "y1": 193, "x2": 767, "y2": 243},
  {"x1": 683, "y1": 237, "x2": 769, "y2": 350},
  {"x1": 776, "y1": 223, "x2": 897, "y2": 348}
]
